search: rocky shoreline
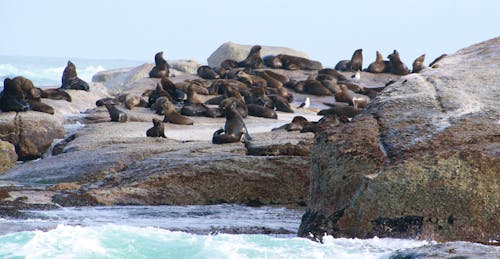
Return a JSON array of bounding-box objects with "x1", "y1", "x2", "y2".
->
[{"x1": 0, "y1": 39, "x2": 498, "y2": 250}]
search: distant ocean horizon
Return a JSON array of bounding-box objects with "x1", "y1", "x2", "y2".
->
[{"x1": 0, "y1": 55, "x2": 148, "y2": 87}]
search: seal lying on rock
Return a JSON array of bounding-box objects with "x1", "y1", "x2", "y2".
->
[
  {"x1": 162, "y1": 100, "x2": 194, "y2": 125},
  {"x1": 149, "y1": 51, "x2": 170, "y2": 78},
  {"x1": 0, "y1": 78, "x2": 29, "y2": 112},
  {"x1": 146, "y1": 118, "x2": 167, "y2": 138},
  {"x1": 197, "y1": 65, "x2": 220, "y2": 79},
  {"x1": 61, "y1": 61, "x2": 90, "y2": 91},
  {"x1": 212, "y1": 101, "x2": 251, "y2": 144},
  {"x1": 263, "y1": 54, "x2": 323, "y2": 70},
  {"x1": 104, "y1": 103, "x2": 127, "y2": 122}
]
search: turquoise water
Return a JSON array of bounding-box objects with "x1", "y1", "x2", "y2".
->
[{"x1": 0, "y1": 224, "x2": 430, "y2": 259}]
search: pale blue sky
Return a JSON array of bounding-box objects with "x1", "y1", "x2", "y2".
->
[{"x1": 1, "y1": 0, "x2": 499, "y2": 66}]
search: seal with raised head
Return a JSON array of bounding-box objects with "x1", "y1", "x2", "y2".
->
[
  {"x1": 212, "y1": 101, "x2": 251, "y2": 144},
  {"x1": 104, "y1": 103, "x2": 127, "y2": 122},
  {"x1": 388, "y1": 50, "x2": 410, "y2": 75},
  {"x1": 0, "y1": 78, "x2": 29, "y2": 112},
  {"x1": 12, "y1": 76, "x2": 55, "y2": 114},
  {"x1": 366, "y1": 51, "x2": 391, "y2": 73},
  {"x1": 238, "y1": 45, "x2": 264, "y2": 69},
  {"x1": 162, "y1": 100, "x2": 194, "y2": 125},
  {"x1": 149, "y1": 51, "x2": 170, "y2": 78},
  {"x1": 61, "y1": 61, "x2": 90, "y2": 91},
  {"x1": 412, "y1": 54, "x2": 426, "y2": 73},
  {"x1": 146, "y1": 118, "x2": 167, "y2": 138},
  {"x1": 335, "y1": 49, "x2": 363, "y2": 72}
]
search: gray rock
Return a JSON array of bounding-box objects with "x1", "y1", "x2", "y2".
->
[
  {"x1": 299, "y1": 37, "x2": 500, "y2": 243},
  {"x1": 207, "y1": 41, "x2": 309, "y2": 68},
  {"x1": 389, "y1": 241, "x2": 500, "y2": 259},
  {"x1": 0, "y1": 140, "x2": 17, "y2": 173}
]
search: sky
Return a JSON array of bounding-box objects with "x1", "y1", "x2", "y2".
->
[{"x1": 0, "y1": 0, "x2": 499, "y2": 67}]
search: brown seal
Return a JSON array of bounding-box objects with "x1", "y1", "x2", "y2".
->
[
  {"x1": 12, "y1": 76, "x2": 55, "y2": 114},
  {"x1": 61, "y1": 61, "x2": 90, "y2": 91},
  {"x1": 318, "y1": 68, "x2": 347, "y2": 81},
  {"x1": 247, "y1": 104, "x2": 277, "y2": 119},
  {"x1": 197, "y1": 65, "x2": 220, "y2": 79},
  {"x1": 104, "y1": 103, "x2": 127, "y2": 122},
  {"x1": 254, "y1": 70, "x2": 283, "y2": 89},
  {"x1": 335, "y1": 49, "x2": 363, "y2": 71},
  {"x1": 269, "y1": 95, "x2": 293, "y2": 113},
  {"x1": 334, "y1": 84, "x2": 370, "y2": 109},
  {"x1": 366, "y1": 51, "x2": 391, "y2": 73},
  {"x1": 116, "y1": 94, "x2": 148, "y2": 110},
  {"x1": 146, "y1": 118, "x2": 167, "y2": 138},
  {"x1": 238, "y1": 45, "x2": 264, "y2": 69},
  {"x1": 162, "y1": 100, "x2": 194, "y2": 125},
  {"x1": 149, "y1": 51, "x2": 170, "y2": 78},
  {"x1": 429, "y1": 54, "x2": 447, "y2": 68},
  {"x1": 0, "y1": 78, "x2": 29, "y2": 112},
  {"x1": 388, "y1": 50, "x2": 410, "y2": 75},
  {"x1": 304, "y1": 80, "x2": 332, "y2": 96},
  {"x1": 264, "y1": 54, "x2": 322, "y2": 70},
  {"x1": 235, "y1": 70, "x2": 267, "y2": 88},
  {"x1": 412, "y1": 54, "x2": 426, "y2": 73},
  {"x1": 272, "y1": 116, "x2": 311, "y2": 131},
  {"x1": 212, "y1": 101, "x2": 251, "y2": 144}
]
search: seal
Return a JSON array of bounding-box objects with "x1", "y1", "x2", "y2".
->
[
  {"x1": 212, "y1": 101, "x2": 251, "y2": 144},
  {"x1": 61, "y1": 61, "x2": 90, "y2": 91},
  {"x1": 12, "y1": 76, "x2": 55, "y2": 114},
  {"x1": 412, "y1": 54, "x2": 426, "y2": 73},
  {"x1": 272, "y1": 116, "x2": 311, "y2": 131},
  {"x1": 318, "y1": 68, "x2": 347, "y2": 81},
  {"x1": 335, "y1": 84, "x2": 370, "y2": 109},
  {"x1": 264, "y1": 54, "x2": 323, "y2": 70},
  {"x1": 318, "y1": 102, "x2": 363, "y2": 118},
  {"x1": 116, "y1": 94, "x2": 147, "y2": 110},
  {"x1": 0, "y1": 78, "x2": 29, "y2": 112},
  {"x1": 304, "y1": 80, "x2": 332, "y2": 96},
  {"x1": 146, "y1": 118, "x2": 167, "y2": 138},
  {"x1": 235, "y1": 70, "x2": 267, "y2": 87},
  {"x1": 248, "y1": 86, "x2": 274, "y2": 108},
  {"x1": 388, "y1": 50, "x2": 410, "y2": 75},
  {"x1": 269, "y1": 95, "x2": 293, "y2": 113},
  {"x1": 162, "y1": 100, "x2": 194, "y2": 125},
  {"x1": 429, "y1": 54, "x2": 447, "y2": 68},
  {"x1": 335, "y1": 49, "x2": 363, "y2": 72},
  {"x1": 238, "y1": 45, "x2": 264, "y2": 69},
  {"x1": 366, "y1": 51, "x2": 391, "y2": 73},
  {"x1": 220, "y1": 59, "x2": 239, "y2": 69},
  {"x1": 254, "y1": 70, "x2": 282, "y2": 89},
  {"x1": 161, "y1": 77, "x2": 186, "y2": 103},
  {"x1": 197, "y1": 65, "x2": 220, "y2": 79},
  {"x1": 247, "y1": 104, "x2": 277, "y2": 119},
  {"x1": 104, "y1": 103, "x2": 128, "y2": 122},
  {"x1": 219, "y1": 97, "x2": 248, "y2": 118},
  {"x1": 149, "y1": 51, "x2": 170, "y2": 78}
]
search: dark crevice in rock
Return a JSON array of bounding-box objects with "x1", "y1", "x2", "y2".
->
[
  {"x1": 371, "y1": 113, "x2": 391, "y2": 163},
  {"x1": 371, "y1": 215, "x2": 423, "y2": 238},
  {"x1": 426, "y1": 76, "x2": 446, "y2": 113}
]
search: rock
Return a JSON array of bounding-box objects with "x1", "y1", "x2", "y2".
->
[
  {"x1": 0, "y1": 140, "x2": 17, "y2": 173},
  {"x1": 299, "y1": 37, "x2": 500, "y2": 243},
  {"x1": 92, "y1": 67, "x2": 133, "y2": 83},
  {"x1": 0, "y1": 111, "x2": 65, "y2": 160},
  {"x1": 102, "y1": 63, "x2": 154, "y2": 94},
  {"x1": 169, "y1": 59, "x2": 201, "y2": 75},
  {"x1": 207, "y1": 41, "x2": 309, "y2": 68},
  {"x1": 245, "y1": 131, "x2": 314, "y2": 156}
]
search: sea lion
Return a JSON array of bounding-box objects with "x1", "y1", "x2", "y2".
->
[
  {"x1": 11, "y1": 76, "x2": 55, "y2": 114},
  {"x1": 146, "y1": 118, "x2": 167, "y2": 138},
  {"x1": 151, "y1": 96, "x2": 169, "y2": 115},
  {"x1": 148, "y1": 83, "x2": 173, "y2": 107},
  {"x1": 104, "y1": 103, "x2": 127, "y2": 122},
  {"x1": 238, "y1": 45, "x2": 264, "y2": 69},
  {"x1": 366, "y1": 51, "x2": 391, "y2": 73},
  {"x1": 335, "y1": 84, "x2": 370, "y2": 109},
  {"x1": 116, "y1": 94, "x2": 147, "y2": 110},
  {"x1": 264, "y1": 54, "x2": 323, "y2": 70},
  {"x1": 248, "y1": 86, "x2": 274, "y2": 108},
  {"x1": 304, "y1": 80, "x2": 332, "y2": 96},
  {"x1": 269, "y1": 95, "x2": 293, "y2": 113},
  {"x1": 220, "y1": 59, "x2": 239, "y2": 69},
  {"x1": 260, "y1": 70, "x2": 289, "y2": 83},
  {"x1": 212, "y1": 101, "x2": 251, "y2": 144},
  {"x1": 161, "y1": 77, "x2": 186, "y2": 103},
  {"x1": 235, "y1": 70, "x2": 267, "y2": 87},
  {"x1": 318, "y1": 68, "x2": 347, "y2": 81},
  {"x1": 253, "y1": 70, "x2": 283, "y2": 89},
  {"x1": 412, "y1": 54, "x2": 426, "y2": 73},
  {"x1": 247, "y1": 104, "x2": 277, "y2": 119},
  {"x1": 162, "y1": 100, "x2": 194, "y2": 125},
  {"x1": 388, "y1": 50, "x2": 410, "y2": 75},
  {"x1": 197, "y1": 65, "x2": 220, "y2": 79},
  {"x1": 429, "y1": 54, "x2": 447, "y2": 68},
  {"x1": 61, "y1": 61, "x2": 90, "y2": 91},
  {"x1": 219, "y1": 97, "x2": 248, "y2": 118},
  {"x1": 41, "y1": 88, "x2": 72, "y2": 102},
  {"x1": 272, "y1": 116, "x2": 311, "y2": 131},
  {"x1": 334, "y1": 49, "x2": 363, "y2": 72},
  {"x1": 0, "y1": 78, "x2": 29, "y2": 112},
  {"x1": 149, "y1": 51, "x2": 170, "y2": 78}
]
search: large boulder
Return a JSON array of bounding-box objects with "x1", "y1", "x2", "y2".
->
[
  {"x1": 0, "y1": 140, "x2": 17, "y2": 173},
  {"x1": 299, "y1": 37, "x2": 500, "y2": 243},
  {"x1": 207, "y1": 42, "x2": 309, "y2": 68},
  {"x1": 0, "y1": 111, "x2": 65, "y2": 160}
]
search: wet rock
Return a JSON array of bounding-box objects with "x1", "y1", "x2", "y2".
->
[
  {"x1": 52, "y1": 191, "x2": 100, "y2": 207},
  {"x1": 299, "y1": 37, "x2": 500, "y2": 243},
  {"x1": 207, "y1": 41, "x2": 309, "y2": 68},
  {"x1": 389, "y1": 241, "x2": 500, "y2": 259}
]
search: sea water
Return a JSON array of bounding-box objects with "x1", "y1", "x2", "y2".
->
[{"x1": 0, "y1": 205, "x2": 431, "y2": 259}]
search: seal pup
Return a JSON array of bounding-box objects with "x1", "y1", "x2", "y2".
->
[
  {"x1": 335, "y1": 49, "x2": 363, "y2": 72},
  {"x1": 149, "y1": 51, "x2": 170, "y2": 78},
  {"x1": 104, "y1": 103, "x2": 127, "y2": 122},
  {"x1": 412, "y1": 54, "x2": 426, "y2": 73},
  {"x1": 388, "y1": 50, "x2": 410, "y2": 75},
  {"x1": 238, "y1": 45, "x2": 264, "y2": 69},
  {"x1": 61, "y1": 61, "x2": 90, "y2": 91},
  {"x1": 366, "y1": 51, "x2": 391, "y2": 73},
  {"x1": 197, "y1": 65, "x2": 220, "y2": 79},
  {"x1": 212, "y1": 101, "x2": 251, "y2": 144},
  {"x1": 146, "y1": 118, "x2": 167, "y2": 138},
  {"x1": 162, "y1": 100, "x2": 194, "y2": 125},
  {"x1": 298, "y1": 97, "x2": 310, "y2": 108}
]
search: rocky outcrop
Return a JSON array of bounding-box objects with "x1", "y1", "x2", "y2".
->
[
  {"x1": 389, "y1": 241, "x2": 500, "y2": 259},
  {"x1": 0, "y1": 140, "x2": 17, "y2": 173},
  {"x1": 0, "y1": 111, "x2": 65, "y2": 161},
  {"x1": 299, "y1": 37, "x2": 500, "y2": 243},
  {"x1": 207, "y1": 42, "x2": 309, "y2": 68}
]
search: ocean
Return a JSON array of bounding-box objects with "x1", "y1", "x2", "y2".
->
[{"x1": 0, "y1": 56, "x2": 491, "y2": 258}]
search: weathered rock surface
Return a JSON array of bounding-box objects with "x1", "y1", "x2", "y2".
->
[
  {"x1": 0, "y1": 140, "x2": 17, "y2": 173},
  {"x1": 207, "y1": 41, "x2": 309, "y2": 68},
  {"x1": 299, "y1": 37, "x2": 500, "y2": 243},
  {"x1": 389, "y1": 241, "x2": 500, "y2": 259}
]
